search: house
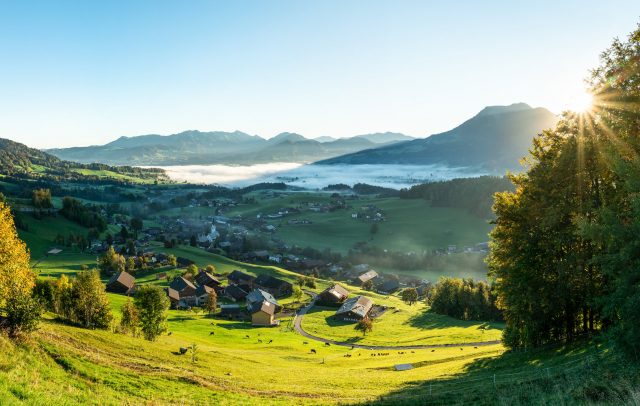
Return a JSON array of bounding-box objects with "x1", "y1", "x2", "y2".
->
[
  {"x1": 251, "y1": 250, "x2": 270, "y2": 261},
  {"x1": 357, "y1": 270, "x2": 379, "y2": 285},
  {"x1": 377, "y1": 279, "x2": 400, "y2": 294},
  {"x1": 249, "y1": 300, "x2": 279, "y2": 327},
  {"x1": 335, "y1": 295, "x2": 373, "y2": 322},
  {"x1": 169, "y1": 276, "x2": 197, "y2": 306},
  {"x1": 317, "y1": 284, "x2": 349, "y2": 306},
  {"x1": 195, "y1": 270, "x2": 222, "y2": 291},
  {"x1": 254, "y1": 274, "x2": 293, "y2": 298},
  {"x1": 227, "y1": 270, "x2": 255, "y2": 286},
  {"x1": 246, "y1": 289, "x2": 281, "y2": 312},
  {"x1": 106, "y1": 271, "x2": 135, "y2": 295},
  {"x1": 224, "y1": 285, "x2": 249, "y2": 302},
  {"x1": 220, "y1": 304, "x2": 243, "y2": 320},
  {"x1": 195, "y1": 284, "x2": 216, "y2": 306},
  {"x1": 177, "y1": 256, "x2": 195, "y2": 267},
  {"x1": 167, "y1": 287, "x2": 180, "y2": 308}
]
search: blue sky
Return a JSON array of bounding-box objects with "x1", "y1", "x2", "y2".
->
[{"x1": 0, "y1": 1, "x2": 638, "y2": 148}]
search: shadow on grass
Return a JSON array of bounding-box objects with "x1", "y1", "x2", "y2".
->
[
  {"x1": 360, "y1": 340, "x2": 631, "y2": 405},
  {"x1": 408, "y1": 310, "x2": 503, "y2": 332}
]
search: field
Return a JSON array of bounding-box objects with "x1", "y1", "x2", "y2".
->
[{"x1": 223, "y1": 193, "x2": 493, "y2": 255}]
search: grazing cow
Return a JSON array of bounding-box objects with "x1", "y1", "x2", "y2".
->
[
  {"x1": 310, "y1": 349, "x2": 316, "y2": 354},
  {"x1": 245, "y1": 335, "x2": 250, "y2": 338},
  {"x1": 258, "y1": 339, "x2": 263, "y2": 343},
  {"x1": 168, "y1": 332, "x2": 172, "y2": 336},
  {"x1": 179, "y1": 347, "x2": 188, "y2": 354},
  {"x1": 474, "y1": 346, "x2": 478, "y2": 349},
  {"x1": 431, "y1": 350, "x2": 435, "y2": 352},
  {"x1": 210, "y1": 331, "x2": 215, "y2": 335},
  {"x1": 303, "y1": 341, "x2": 308, "y2": 345},
  {"x1": 268, "y1": 339, "x2": 273, "y2": 344},
  {"x1": 325, "y1": 342, "x2": 330, "y2": 346}
]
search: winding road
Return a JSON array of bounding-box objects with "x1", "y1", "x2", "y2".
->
[{"x1": 293, "y1": 292, "x2": 501, "y2": 350}]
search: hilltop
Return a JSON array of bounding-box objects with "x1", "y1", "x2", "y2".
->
[
  {"x1": 0, "y1": 138, "x2": 167, "y2": 184},
  {"x1": 318, "y1": 104, "x2": 559, "y2": 173},
  {"x1": 46, "y1": 131, "x2": 414, "y2": 166}
]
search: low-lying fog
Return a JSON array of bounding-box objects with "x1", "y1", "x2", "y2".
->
[{"x1": 156, "y1": 163, "x2": 489, "y2": 190}]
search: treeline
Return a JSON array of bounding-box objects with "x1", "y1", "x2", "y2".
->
[
  {"x1": 399, "y1": 176, "x2": 514, "y2": 217},
  {"x1": 488, "y1": 27, "x2": 640, "y2": 355},
  {"x1": 428, "y1": 277, "x2": 501, "y2": 321},
  {"x1": 60, "y1": 196, "x2": 107, "y2": 231},
  {"x1": 322, "y1": 183, "x2": 399, "y2": 196}
]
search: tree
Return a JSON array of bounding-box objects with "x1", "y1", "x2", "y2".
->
[
  {"x1": 32, "y1": 188, "x2": 52, "y2": 210},
  {"x1": 120, "y1": 298, "x2": 139, "y2": 336},
  {"x1": 120, "y1": 225, "x2": 129, "y2": 240},
  {"x1": 205, "y1": 264, "x2": 216, "y2": 274},
  {"x1": 185, "y1": 264, "x2": 198, "y2": 278},
  {"x1": 190, "y1": 235, "x2": 197, "y2": 247},
  {"x1": 125, "y1": 257, "x2": 136, "y2": 273},
  {"x1": 98, "y1": 246, "x2": 125, "y2": 276},
  {"x1": 190, "y1": 342, "x2": 199, "y2": 363},
  {"x1": 167, "y1": 254, "x2": 177, "y2": 267},
  {"x1": 0, "y1": 201, "x2": 37, "y2": 337},
  {"x1": 296, "y1": 275, "x2": 305, "y2": 287},
  {"x1": 362, "y1": 279, "x2": 373, "y2": 291},
  {"x1": 130, "y1": 217, "x2": 143, "y2": 239},
  {"x1": 204, "y1": 291, "x2": 217, "y2": 315},
  {"x1": 52, "y1": 274, "x2": 74, "y2": 319},
  {"x1": 135, "y1": 285, "x2": 170, "y2": 341},
  {"x1": 401, "y1": 288, "x2": 418, "y2": 305},
  {"x1": 355, "y1": 318, "x2": 373, "y2": 336},
  {"x1": 304, "y1": 277, "x2": 316, "y2": 289},
  {"x1": 5, "y1": 294, "x2": 42, "y2": 338},
  {"x1": 71, "y1": 269, "x2": 113, "y2": 329},
  {"x1": 293, "y1": 285, "x2": 303, "y2": 302}
]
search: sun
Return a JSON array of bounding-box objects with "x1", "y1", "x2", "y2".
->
[{"x1": 566, "y1": 91, "x2": 594, "y2": 113}]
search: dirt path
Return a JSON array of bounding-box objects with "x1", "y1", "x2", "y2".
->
[{"x1": 293, "y1": 292, "x2": 501, "y2": 350}]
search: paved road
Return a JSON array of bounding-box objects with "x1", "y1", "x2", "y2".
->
[{"x1": 293, "y1": 292, "x2": 501, "y2": 350}]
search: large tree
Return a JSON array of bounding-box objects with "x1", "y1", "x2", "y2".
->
[
  {"x1": 0, "y1": 201, "x2": 34, "y2": 308},
  {"x1": 71, "y1": 269, "x2": 113, "y2": 329},
  {"x1": 135, "y1": 285, "x2": 170, "y2": 341}
]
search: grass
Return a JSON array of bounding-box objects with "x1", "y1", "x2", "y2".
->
[
  {"x1": 223, "y1": 194, "x2": 493, "y2": 255},
  {"x1": 302, "y1": 303, "x2": 503, "y2": 346},
  {"x1": 70, "y1": 168, "x2": 161, "y2": 184}
]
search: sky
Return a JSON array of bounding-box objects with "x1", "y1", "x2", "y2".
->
[{"x1": 0, "y1": 1, "x2": 638, "y2": 148}]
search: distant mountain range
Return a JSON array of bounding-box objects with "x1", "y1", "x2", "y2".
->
[
  {"x1": 318, "y1": 103, "x2": 559, "y2": 173},
  {"x1": 46, "y1": 131, "x2": 414, "y2": 166}
]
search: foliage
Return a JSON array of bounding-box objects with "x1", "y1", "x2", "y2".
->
[
  {"x1": 71, "y1": 269, "x2": 113, "y2": 329},
  {"x1": 134, "y1": 285, "x2": 170, "y2": 341},
  {"x1": 60, "y1": 196, "x2": 107, "y2": 231},
  {"x1": 429, "y1": 277, "x2": 501, "y2": 321},
  {"x1": 120, "y1": 298, "x2": 139, "y2": 336},
  {"x1": 204, "y1": 291, "x2": 217, "y2": 315},
  {"x1": 32, "y1": 188, "x2": 53, "y2": 209},
  {"x1": 401, "y1": 287, "x2": 418, "y2": 305},
  {"x1": 98, "y1": 246, "x2": 125, "y2": 276},
  {"x1": 400, "y1": 176, "x2": 514, "y2": 217},
  {"x1": 354, "y1": 318, "x2": 373, "y2": 336},
  {"x1": 0, "y1": 200, "x2": 36, "y2": 335},
  {"x1": 488, "y1": 26, "x2": 640, "y2": 351}
]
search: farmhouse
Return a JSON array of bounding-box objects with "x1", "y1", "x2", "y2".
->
[
  {"x1": 224, "y1": 284, "x2": 249, "y2": 302},
  {"x1": 254, "y1": 274, "x2": 293, "y2": 298},
  {"x1": 246, "y1": 289, "x2": 281, "y2": 327},
  {"x1": 356, "y1": 270, "x2": 379, "y2": 285},
  {"x1": 377, "y1": 279, "x2": 400, "y2": 294},
  {"x1": 195, "y1": 270, "x2": 222, "y2": 291},
  {"x1": 195, "y1": 284, "x2": 216, "y2": 306},
  {"x1": 106, "y1": 271, "x2": 135, "y2": 295},
  {"x1": 249, "y1": 300, "x2": 279, "y2": 327},
  {"x1": 227, "y1": 270, "x2": 255, "y2": 286},
  {"x1": 335, "y1": 295, "x2": 373, "y2": 322},
  {"x1": 166, "y1": 287, "x2": 180, "y2": 308},
  {"x1": 246, "y1": 289, "x2": 281, "y2": 311},
  {"x1": 317, "y1": 284, "x2": 349, "y2": 305},
  {"x1": 170, "y1": 276, "x2": 197, "y2": 297}
]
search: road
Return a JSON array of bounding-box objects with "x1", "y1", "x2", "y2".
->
[{"x1": 293, "y1": 291, "x2": 501, "y2": 350}]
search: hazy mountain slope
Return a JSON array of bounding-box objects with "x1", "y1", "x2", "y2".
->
[
  {"x1": 318, "y1": 103, "x2": 559, "y2": 172},
  {"x1": 46, "y1": 130, "x2": 413, "y2": 166}
]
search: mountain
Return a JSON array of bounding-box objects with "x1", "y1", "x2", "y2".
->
[
  {"x1": 0, "y1": 138, "x2": 166, "y2": 183},
  {"x1": 350, "y1": 132, "x2": 414, "y2": 144},
  {"x1": 47, "y1": 130, "x2": 413, "y2": 166},
  {"x1": 313, "y1": 136, "x2": 337, "y2": 143},
  {"x1": 318, "y1": 103, "x2": 559, "y2": 173}
]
